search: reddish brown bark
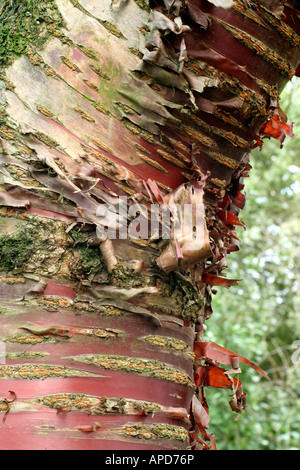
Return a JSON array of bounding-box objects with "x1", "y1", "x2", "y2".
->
[{"x1": 0, "y1": 0, "x2": 299, "y2": 450}]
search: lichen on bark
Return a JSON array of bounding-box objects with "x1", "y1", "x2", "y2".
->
[
  {"x1": 0, "y1": 0, "x2": 65, "y2": 68},
  {"x1": 0, "y1": 0, "x2": 299, "y2": 452}
]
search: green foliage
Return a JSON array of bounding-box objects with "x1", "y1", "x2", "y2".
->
[
  {"x1": 0, "y1": 0, "x2": 65, "y2": 69},
  {"x1": 206, "y1": 78, "x2": 300, "y2": 450}
]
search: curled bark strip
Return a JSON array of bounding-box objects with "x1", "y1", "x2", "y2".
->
[
  {"x1": 187, "y1": 2, "x2": 210, "y2": 30},
  {"x1": 0, "y1": 0, "x2": 298, "y2": 452},
  {"x1": 207, "y1": 0, "x2": 234, "y2": 7},
  {"x1": 4, "y1": 390, "x2": 17, "y2": 404},
  {"x1": 202, "y1": 273, "x2": 242, "y2": 288},
  {"x1": 194, "y1": 341, "x2": 270, "y2": 380},
  {"x1": 57, "y1": 405, "x2": 72, "y2": 415},
  {"x1": 195, "y1": 435, "x2": 211, "y2": 450},
  {"x1": 259, "y1": 107, "x2": 295, "y2": 146},
  {"x1": 20, "y1": 326, "x2": 71, "y2": 338},
  {"x1": 145, "y1": 179, "x2": 167, "y2": 205},
  {"x1": 92, "y1": 285, "x2": 159, "y2": 302},
  {"x1": 0, "y1": 190, "x2": 30, "y2": 208},
  {"x1": 207, "y1": 433, "x2": 217, "y2": 450},
  {"x1": 76, "y1": 424, "x2": 100, "y2": 433},
  {"x1": 2, "y1": 391, "x2": 17, "y2": 423},
  {"x1": 156, "y1": 178, "x2": 212, "y2": 272},
  {"x1": 194, "y1": 364, "x2": 247, "y2": 417},
  {"x1": 100, "y1": 239, "x2": 118, "y2": 273},
  {"x1": 195, "y1": 364, "x2": 240, "y2": 389},
  {"x1": 159, "y1": 315, "x2": 184, "y2": 327},
  {"x1": 190, "y1": 421, "x2": 217, "y2": 451},
  {"x1": 26, "y1": 281, "x2": 48, "y2": 296},
  {"x1": 164, "y1": 407, "x2": 189, "y2": 420},
  {"x1": 97, "y1": 299, "x2": 162, "y2": 327},
  {"x1": 192, "y1": 395, "x2": 210, "y2": 430},
  {"x1": 2, "y1": 409, "x2": 9, "y2": 424},
  {"x1": 218, "y1": 210, "x2": 246, "y2": 228}
]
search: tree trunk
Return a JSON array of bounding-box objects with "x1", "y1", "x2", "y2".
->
[{"x1": 0, "y1": 0, "x2": 299, "y2": 450}]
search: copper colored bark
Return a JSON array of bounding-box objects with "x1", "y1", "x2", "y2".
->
[{"x1": 0, "y1": 0, "x2": 299, "y2": 450}]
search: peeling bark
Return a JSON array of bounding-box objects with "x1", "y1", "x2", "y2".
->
[{"x1": 0, "y1": 0, "x2": 299, "y2": 450}]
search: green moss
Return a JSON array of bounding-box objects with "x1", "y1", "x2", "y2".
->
[
  {"x1": 3, "y1": 333, "x2": 56, "y2": 345},
  {"x1": 143, "y1": 335, "x2": 189, "y2": 351},
  {"x1": 70, "y1": 354, "x2": 194, "y2": 387},
  {"x1": 133, "y1": 0, "x2": 150, "y2": 12},
  {"x1": 6, "y1": 351, "x2": 47, "y2": 359},
  {"x1": 155, "y1": 272, "x2": 203, "y2": 322},
  {"x1": 132, "y1": 401, "x2": 161, "y2": 416},
  {"x1": 110, "y1": 264, "x2": 143, "y2": 288},
  {"x1": 78, "y1": 246, "x2": 103, "y2": 275},
  {"x1": 0, "y1": 363, "x2": 99, "y2": 379},
  {"x1": 0, "y1": 223, "x2": 41, "y2": 271},
  {"x1": 68, "y1": 229, "x2": 104, "y2": 280},
  {"x1": 0, "y1": 0, "x2": 65, "y2": 69},
  {"x1": 77, "y1": 44, "x2": 99, "y2": 61},
  {"x1": 121, "y1": 423, "x2": 189, "y2": 442},
  {"x1": 0, "y1": 219, "x2": 104, "y2": 280},
  {"x1": 90, "y1": 59, "x2": 123, "y2": 112},
  {"x1": 98, "y1": 20, "x2": 125, "y2": 39},
  {"x1": 175, "y1": 281, "x2": 203, "y2": 322},
  {"x1": 68, "y1": 228, "x2": 88, "y2": 244}
]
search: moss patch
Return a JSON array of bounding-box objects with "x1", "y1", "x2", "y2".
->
[
  {"x1": 0, "y1": 219, "x2": 105, "y2": 281},
  {"x1": 68, "y1": 229, "x2": 104, "y2": 280},
  {"x1": 0, "y1": 223, "x2": 41, "y2": 271},
  {"x1": 154, "y1": 272, "x2": 203, "y2": 322},
  {"x1": 3, "y1": 333, "x2": 57, "y2": 345},
  {"x1": 121, "y1": 423, "x2": 189, "y2": 442},
  {"x1": 142, "y1": 335, "x2": 189, "y2": 351},
  {"x1": 0, "y1": 363, "x2": 100, "y2": 379},
  {"x1": 0, "y1": 0, "x2": 65, "y2": 69},
  {"x1": 69, "y1": 354, "x2": 194, "y2": 387},
  {"x1": 38, "y1": 393, "x2": 163, "y2": 416}
]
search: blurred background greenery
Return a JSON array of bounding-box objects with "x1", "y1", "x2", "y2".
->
[{"x1": 204, "y1": 77, "x2": 300, "y2": 450}]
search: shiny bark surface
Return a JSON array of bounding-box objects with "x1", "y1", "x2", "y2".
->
[{"x1": 0, "y1": 0, "x2": 299, "y2": 450}]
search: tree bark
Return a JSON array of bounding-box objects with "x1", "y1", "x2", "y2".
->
[{"x1": 0, "y1": 0, "x2": 299, "y2": 450}]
